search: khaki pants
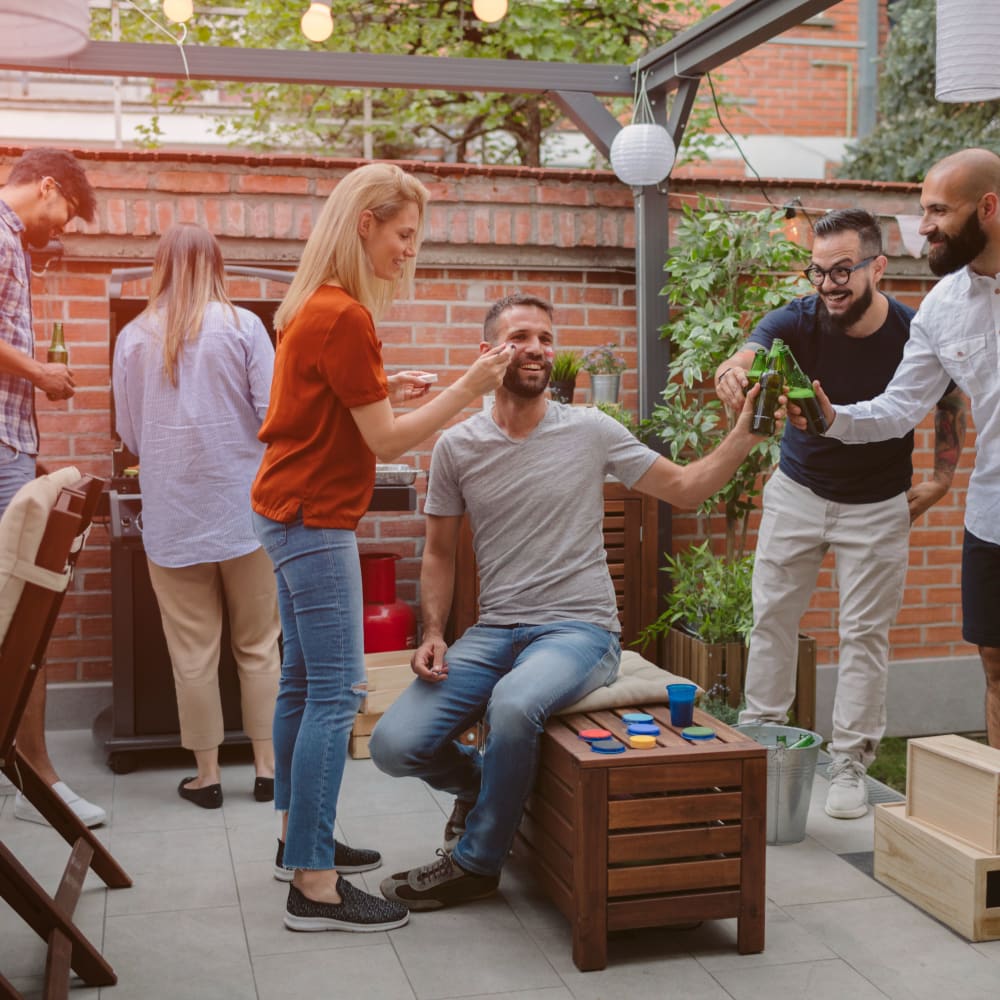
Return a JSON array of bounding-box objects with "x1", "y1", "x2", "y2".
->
[
  {"x1": 147, "y1": 548, "x2": 280, "y2": 752},
  {"x1": 739, "y1": 469, "x2": 910, "y2": 766}
]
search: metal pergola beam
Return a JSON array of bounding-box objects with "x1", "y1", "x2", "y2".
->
[
  {"x1": 637, "y1": 0, "x2": 842, "y2": 93},
  {"x1": 0, "y1": 40, "x2": 634, "y2": 97}
]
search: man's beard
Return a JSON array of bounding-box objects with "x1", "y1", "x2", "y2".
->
[
  {"x1": 502, "y1": 359, "x2": 552, "y2": 399},
  {"x1": 818, "y1": 282, "x2": 874, "y2": 334},
  {"x1": 928, "y1": 209, "x2": 988, "y2": 276}
]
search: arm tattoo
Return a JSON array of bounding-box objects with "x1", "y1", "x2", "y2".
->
[{"x1": 933, "y1": 389, "x2": 967, "y2": 485}]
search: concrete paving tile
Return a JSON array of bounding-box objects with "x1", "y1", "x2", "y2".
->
[
  {"x1": 711, "y1": 957, "x2": 889, "y2": 999},
  {"x1": 336, "y1": 757, "x2": 441, "y2": 818},
  {"x1": 785, "y1": 895, "x2": 1000, "y2": 999},
  {"x1": 388, "y1": 900, "x2": 563, "y2": 999},
  {"x1": 691, "y1": 902, "x2": 837, "y2": 970},
  {"x1": 254, "y1": 941, "x2": 415, "y2": 1000},
  {"x1": 449, "y1": 991, "x2": 572, "y2": 1000},
  {"x1": 102, "y1": 905, "x2": 255, "y2": 1000},
  {"x1": 764, "y1": 837, "x2": 892, "y2": 906},
  {"x1": 527, "y1": 923, "x2": 732, "y2": 1000},
  {"x1": 801, "y1": 772, "x2": 879, "y2": 855}
]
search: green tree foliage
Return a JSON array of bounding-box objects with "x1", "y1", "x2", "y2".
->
[
  {"x1": 644, "y1": 197, "x2": 811, "y2": 561},
  {"x1": 839, "y1": 0, "x2": 1000, "y2": 182},
  {"x1": 92, "y1": 0, "x2": 720, "y2": 166}
]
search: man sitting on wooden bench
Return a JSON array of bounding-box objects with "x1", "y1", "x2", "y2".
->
[{"x1": 371, "y1": 293, "x2": 768, "y2": 912}]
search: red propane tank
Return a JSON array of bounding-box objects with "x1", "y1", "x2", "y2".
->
[{"x1": 360, "y1": 552, "x2": 417, "y2": 652}]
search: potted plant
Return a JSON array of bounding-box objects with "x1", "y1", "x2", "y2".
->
[
  {"x1": 549, "y1": 349, "x2": 583, "y2": 404},
  {"x1": 583, "y1": 343, "x2": 626, "y2": 405},
  {"x1": 640, "y1": 197, "x2": 816, "y2": 723}
]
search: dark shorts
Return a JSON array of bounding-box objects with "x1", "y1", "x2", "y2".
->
[{"x1": 961, "y1": 528, "x2": 1000, "y2": 648}]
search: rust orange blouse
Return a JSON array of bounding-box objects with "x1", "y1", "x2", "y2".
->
[{"x1": 251, "y1": 285, "x2": 389, "y2": 529}]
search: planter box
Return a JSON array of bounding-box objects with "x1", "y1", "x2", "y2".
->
[{"x1": 667, "y1": 626, "x2": 816, "y2": 730}]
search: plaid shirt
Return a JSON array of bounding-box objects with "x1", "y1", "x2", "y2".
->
[{"x1": 0, "y1": 199, "x2": 38, "y2": 455}]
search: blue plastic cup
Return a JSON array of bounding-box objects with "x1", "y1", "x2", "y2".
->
[{"x1": 667, "y1": 683, "x2": 697, "y2": 728}]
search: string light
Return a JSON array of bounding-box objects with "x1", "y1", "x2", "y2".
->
[
  {"x1": 162, "y1": 0, "x2": 193, "y2": 23},
  {"x1": 301, "y1": 1, "x2": 333, "y2": 42},
  {"x1": 472, "y1": 0, "x2": 508, "y2": 24}
]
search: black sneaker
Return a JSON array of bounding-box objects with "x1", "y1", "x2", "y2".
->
[
  {"x1": 284, "y1": 879, "x2": 408, "y2": 932},
  {"x1": 380, "y1": 849, "x2": 499, "y2": 912},
  {"x1": 273, "y1": 838, "x2": 382, "y2": 882},
  {"x1": 443, "y1": 798, "x2": 474, "y2": 852}
]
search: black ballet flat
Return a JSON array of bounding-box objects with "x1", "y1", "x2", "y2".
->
[
  {"x1": 178, "y1": 777, "x2": 223, "y2": 809},
  {"x1": 253, "y1": 777, "x2": 274, "y2": 803}
]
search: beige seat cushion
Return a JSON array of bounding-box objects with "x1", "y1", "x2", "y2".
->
[
  {"x1": 555, "y1": 649, "x2": 700, "y2": 716},
  {"x1": 0, "y1": 466, "x2": 81, "y2": 646}
]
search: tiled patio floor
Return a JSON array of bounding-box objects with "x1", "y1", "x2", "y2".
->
[{"x1": 2, "y1": 728, "x2": 999, "y2": 999}]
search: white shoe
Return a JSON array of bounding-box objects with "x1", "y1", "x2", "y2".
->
[
  {"x1": 14, "y1": 781, "x2": 107, "y2": 828},
  {"x1": 824, "y1": 756, "x2": 868, "y2": 819}
]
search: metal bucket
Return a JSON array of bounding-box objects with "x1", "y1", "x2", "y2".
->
[{"x1": 735, "y1": 723, "x2": 822, "y2": 845}]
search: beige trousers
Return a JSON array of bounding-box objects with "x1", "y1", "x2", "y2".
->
[{"x1": 147, "y1": 547, "x2": 280, "y2": 752}]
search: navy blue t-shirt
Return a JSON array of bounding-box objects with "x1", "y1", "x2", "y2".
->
[{"x1": 748, "y1": 294, "x2": 915, "y2": 504}]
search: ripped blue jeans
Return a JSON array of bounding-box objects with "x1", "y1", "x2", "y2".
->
[{"x1": 252, "y1": 512, "x2": 365, "y2": 871}]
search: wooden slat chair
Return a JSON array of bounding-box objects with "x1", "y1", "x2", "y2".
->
[{"x1": 0, "y1": 467, "x2": 132, "y2": 999}]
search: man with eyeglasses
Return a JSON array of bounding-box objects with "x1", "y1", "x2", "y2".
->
[
  {"x1": 794, "y1": 148, "x2": 1000, "y2": 751},
  {"x1": 715, "y1": 207, "x2": 966, "y2": 819},
  {"x1": 0, "y1": 147, "x2": 104, "y2": 827}
]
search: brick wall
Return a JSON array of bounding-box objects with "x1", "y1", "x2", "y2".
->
[{"x1": 3, "y1": 146, "x2": 972, "y2": 685}]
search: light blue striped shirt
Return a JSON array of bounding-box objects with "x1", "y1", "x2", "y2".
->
[{"x1": 113, "y1": 301, "x2": 274, "y2": 567}]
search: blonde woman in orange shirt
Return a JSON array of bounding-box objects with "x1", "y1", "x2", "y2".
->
[{"x1": 251, "y1": 162, "x2": 510, "y2": 933}]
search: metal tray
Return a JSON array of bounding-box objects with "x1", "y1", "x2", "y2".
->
[{"x1": 375, "y1": 464, "x2": 418, "y2": 485}]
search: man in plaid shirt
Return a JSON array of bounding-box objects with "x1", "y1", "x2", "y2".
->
[{"x1": 0, "y1": 147, "x2": 102, "y2": 826}]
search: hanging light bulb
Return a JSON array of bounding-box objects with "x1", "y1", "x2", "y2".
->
[
  {"x1": 301, "y1": 1, "x2": 333, "y2": 42},
  {"x1": 162, "y1": 0, "x2": 194, "y2": 23},
  {"x1": 609, "y1": 73, "x2": 676, "y2": 188},
  {"x1": 472, "y1": 0, "x2": 508, "y2": 24}
]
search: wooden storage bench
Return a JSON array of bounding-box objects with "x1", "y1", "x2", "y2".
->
[{"x1": 516, "y1": 704, "x2": 767, "y2": 971}]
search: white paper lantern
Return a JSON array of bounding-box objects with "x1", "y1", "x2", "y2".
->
[
  {"x1": 935, "y1": 0, "x2": 1000, "y2": 102},
  {"x1": 610, "y1": 122, "x2": 676, "y2": 188},
  {"x1": 0, "y1": 0, "x2": 89, "y2": 59}
]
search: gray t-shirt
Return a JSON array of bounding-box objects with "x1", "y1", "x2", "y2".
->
[{"x1": 425, "y1": 403, "x2": 659, "y2": 632}]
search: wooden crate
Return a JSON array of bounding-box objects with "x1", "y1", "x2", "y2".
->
[
  {"x1": 906, "y1": 735, "x2": 1000, "y2": 853},
  {"x1": 874, "y1": 803, "x2": 1000, "y2": 941},
  {"x1": 360, "y1": 649, "x2": 413, "y2": 714},
  {"x1": 516, "y1": 704, "x2": 766, "y2": 972}
]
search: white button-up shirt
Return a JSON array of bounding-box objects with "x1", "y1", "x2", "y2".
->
[{"x1": 827, "y1": 266, "x2": 1000, "y2": 545}]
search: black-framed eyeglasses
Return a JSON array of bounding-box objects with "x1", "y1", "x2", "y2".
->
[
  {"x1": 47, "y1": 176, "x2": 78, "y2": 219},
  {"x1": 803, "y1": 256, "x2": 877, "y2": 288}
]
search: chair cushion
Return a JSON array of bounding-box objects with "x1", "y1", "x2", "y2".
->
[
  {"x1": 555, "y1": 649, "x2": 701, "y2": 716},
  {"x1": 0, "y1": 466, "x2": 80, "y2": 645}
]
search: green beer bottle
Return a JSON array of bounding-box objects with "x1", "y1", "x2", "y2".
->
[
  {"x1": 779, "y1": 344, "x2": 828, "y2": 435},
  {"x1": 750, "y1": 339, "x2": 784, "y2": 436},
  {"x1": 745, "y1": 347, "x2": 767, "y2": 389},
  {"x1": 47, "y1": 321, "x2": 68, "y2": 365}
]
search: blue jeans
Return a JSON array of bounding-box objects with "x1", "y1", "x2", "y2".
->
[
  {"x1": 252, "y1": 512, "x2": 365, "y2": 871},
  {"x1": 0, "y1": 445, "x2": 35, "y2": 517},
  {"x1": 369, "y1": 622, "x2": 620, "y2": 876}
]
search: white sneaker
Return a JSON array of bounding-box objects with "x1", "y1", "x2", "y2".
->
[
  {"x1": 14, "y1": 781, "x2": 107, "y2": 828},
  {"x1": 824, "y1": 756, "x2": 868, "y2": 819}
]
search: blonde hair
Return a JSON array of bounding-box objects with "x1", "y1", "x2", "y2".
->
[
  {"x1": 140, "y1": 223, "x2": 235, "y2": 387},
  {"x1": 274, "y1": 162, "x2": 429, "y2": 332}
]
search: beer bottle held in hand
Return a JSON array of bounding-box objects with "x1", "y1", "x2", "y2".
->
[
  {"x1": 751, "y1": 339, "x2": 785, "y2": 437},
  {"x1": 745, "y1": 347, "x2": 767, "y2": 390},
  {"x1": 779, "y1": 344, "x2": 828, "y2": 435},
  {"x1": 47, "y1": 321, "x2": 68, "y2": 365}
]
